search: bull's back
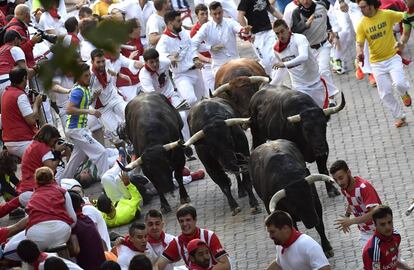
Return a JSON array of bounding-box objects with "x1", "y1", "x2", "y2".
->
[{"x1": 215, "y1": 58, "x2": 266, "y2": 87}]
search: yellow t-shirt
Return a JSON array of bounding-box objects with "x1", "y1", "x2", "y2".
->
[
  {"x1": 92, "y1": 0, "x2": 118, "y2": 16},
  {"x1": 356, "y1": 9, "x2": 404, "y2": 63}
]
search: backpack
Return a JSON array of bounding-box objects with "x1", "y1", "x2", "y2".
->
[{"x1": 0, "y1": 21, "x2": 21, "y2": 46}]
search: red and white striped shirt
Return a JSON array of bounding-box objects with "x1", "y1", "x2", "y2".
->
[{"x1": 341, "y1": 176, "x2": 382, "y2": 233}]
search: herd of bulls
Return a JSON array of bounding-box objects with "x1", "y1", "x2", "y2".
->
[{"x1": 117, "y1": 58, "x2": 346, "y2": 258}]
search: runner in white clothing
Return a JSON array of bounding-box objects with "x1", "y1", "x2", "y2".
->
[
  {"x1": 270, "y1": 19, "x2": 328, "y2": 108},
  {"x1": 146, "y1": 0, "x2": 171, "y2": 48},
  {"x1": 191, "y1": 1, "x2": 252, "y2": 74}
]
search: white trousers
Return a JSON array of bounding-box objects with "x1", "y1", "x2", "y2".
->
[
  {"x1": 295, "y1": 79, "x2": 327, "y2": 109},
  {"x1": 173, "y1": 69, "x2": 205, "y2": 107},
  {"x1": 101, "y1": 162, "x2": 130, "y2": 203},
  {"x1": 119, "y1": 83, "x2": 141, "y2": 102},
  {"x1": 252, "y1": 30, "x2": 276, "y2": 75},
  {"x1": 3, "y1": 230, "x2": 26, "y2": 261},
  {"x1": 312, "y1": 42, "x2": 339, "y2": 98},
  {"x1": 26, "y1": 220, "x2": 71, "y2": 251},
  {"x1": 201, "y1": 63, "x2": 215, "y2": 96},
  {"x1": 98, "y1": 97, "x2": 127, "y2": 143},
  {"x1": 62, "y1": 128, "x2": 114, "y2": 179},
  {"x1": 169, "y1": 92, "x2": 190, "y2": 141},
  {"x1": 371, "y1": 54, "x2": 410, "y2": 119},
  {"x1": 4, "y1": 140, "x2": 32, "y2": 158}
]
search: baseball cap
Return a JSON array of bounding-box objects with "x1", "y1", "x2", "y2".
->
[{"x1": 187, "y1": 239, "x2": 209, "y2": 255}]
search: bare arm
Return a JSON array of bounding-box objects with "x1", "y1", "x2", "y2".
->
[
  {"x1": 266, "y1": 260, "x2": 283, "y2": 270},
  {"x1": 396, "y1": 27, "x2": 411, "y2": 52},
  {"x1": 154, "y1": 256, "x2": 170, "y2": 270},
  {"x1": 211, "y1": 255, "x2": 231, "y2": 270},
  {"x1": 238, "y1": 10, "x2": 248, "y2": 26},
  {"x1": 7, "y1": 216, "x2": 28, "y2": 237},
  {"x1": 66, "y1": 101, "x2": 99, "y2": 117},
  {"x1": 356, "y1": 41, "x2": 364, "y2": 64},
  {"x1": 148, "y1": 33, "x2": 162, "y2": 47},
  {"x1": 51, "y1": 83, "x2": 71, "y2": 94},
  {"x1": 268, "y1": 4, "x2": 283, "y2": 19}
]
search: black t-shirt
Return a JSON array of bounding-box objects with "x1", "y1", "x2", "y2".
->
[{"x1": 238, "y1": 0, "x2": 272, "y2": 34}]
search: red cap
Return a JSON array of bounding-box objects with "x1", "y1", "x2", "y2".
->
[{"x1": 187, "y1": 239, "x2": 208, "y2": 255}]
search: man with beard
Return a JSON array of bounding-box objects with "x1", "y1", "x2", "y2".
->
[
  {"x1": 265, "y1": 210, "x2": 331, "y2": 270},
  {"x1": 155, "y1": 204, "x2": 230, "y2": 270},
  {"x1": 330, "y1": 160, "x2": 382, "y2": 248},
  {"x1": 187, "y1": 239, "x2": 213, "y2": 270},
  {"x1": 144, "y1": 209, "x2": 175, "y2": 270},
  {"x1": 362, "y1": 206, "x2": 413, "y2": 270}
]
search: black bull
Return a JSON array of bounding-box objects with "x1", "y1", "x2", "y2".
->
[
  {"x1": 249, "y1": 86, "x2": 345, "y2": 197},
  {"x1": 250, "y1": 139, "x2": 334, "y2": 257},
  {"x1": 187, "y1": 98, "x2": 260, "y2": 215},
  {"x1": 119, "y1": 93, "x2": 190, "y2": 213}
]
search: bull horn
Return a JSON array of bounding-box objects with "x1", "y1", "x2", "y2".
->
[
  {"x1": 305, "y1": 174, "x2": 335, "y2": 185},
  {"x1": 163, "y1": 140, "x2": 183, "y2": 151},
  {"x1": 287, "y1": 114, "x2": 301, "y2": 123},
  {"x1": 224, "y1": 118, "x2": 251, "y2": 126},
  {"x1": 269, "y1": 189, "x2": 287, "y2": 212},
  {"x1": 212, "y1": 83, "x2": 230, "y2": 97},
  {"x1": 184, "y1": 130, "x2": 205, "y2": 147},
  {"x1": 248, "y1": 76, "x2": 270, "y2": 84},
  {"x1": 117, "y1": 156, "x2": 143, "y2": 172},
  {"x1": 323, "y1": 92, "x2": 346, "y2": 116}
]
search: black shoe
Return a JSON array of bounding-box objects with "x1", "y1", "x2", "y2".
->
[{"x1": 9, "y1": 208, "x2": 26, "y2": 220}]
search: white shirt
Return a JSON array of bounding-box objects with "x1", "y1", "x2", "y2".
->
[
  {"x1": 139, "y1": 58, "x2": 175, "y2": 98},
  {"x1": 38, "y1": 12, "x2": 67, "y2": 36},
  {"x1": 82, "y1": 204, "x2": 111, "y2": 251},
  {"x1": 156, "y1": 29, "x2": 198, "y2": 74},
  {"x1": 146, "y1": 13, "x2": 165, "y2": 37},
  {"x1": 149, "y1": 232, "x2": 175, "y2": 270},
  {"x1": 283, "y1": 1, "x2": 298, "y2": 28},
  {"x1": 117, "y1": 243, "x2": 159, "y2": 270},
  {"x1": 80, "y1": 40, "x2": 96, "y2": 62},
  {"x1": 52, "y1": 75, "x2": 73, "y2": 108},
  {"x1": 17, "y1": 94, "x2": 33, "y2": 117},
  {"x1": 191, "y1": 18, "x2": 242, "y2": 67},
  {"x1": 275, "y1": 234, "x2": 330, "y2": 270},
  {"x1": 23, "y1": 254, "x2": 83, "y2": 270},
  {"x1": 110, "y1": 0, "x2": 155, "y2": 36},
  {"x1": 271, "y1": 33, "x2": 320, "y2": 88}
]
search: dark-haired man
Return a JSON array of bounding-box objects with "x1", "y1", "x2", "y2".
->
[
  {"x1": 362, "y1": 206, "x2": 413, "y2": 270},
  {"x1": 155, "y1": 204, "x2": 230, "y2": 270},
  {"x1": 1, "y1": 67, "x2": 43, "y2": 158},
  {"x1": 265, "y1": 210, "x2": 331, "y2": 270},
  {"x1": 187, "y1": 239, "x2": 213, "y2": 270},
  {"x1": 117, "y1": 222, "x2": 158, "y2": 270},
  {"x1": 356, "y1": 0, "x2": 412, "y2": 128},
  {"x1": 146, "y1": 0, "x2": 171, "y2": 48},
  {"x1": 330, "y1": 160, "x2": 382, "y2": 248},
  {"x1": 145, "y1": 209, "x2": 175, "y2": 270},
  {"x1": 270, "y1": 19, "x2": 328, "y2": 108}
]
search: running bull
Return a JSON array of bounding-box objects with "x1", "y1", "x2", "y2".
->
[
  {"x1": 117, "y1": 93, "x2": 190, "y2": 213},
  {"x1": 249, "y1": 86, "x2": 345, "y2": 197},
  {"x1": 250, "y1": 139, "x2": 334, "y2": 257},
  {"x1": 185, "y1": 98, "x2": 260, "y2": 215},
  {"x1": 212, "y1": 58, "x2": 269, "y2": 117}
]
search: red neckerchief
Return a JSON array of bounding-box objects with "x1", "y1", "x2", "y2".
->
[
  {"x1": 281, "y1": 228, "x2": 302, "y2": 254},
  {"x1": 33, "y1": 252, "x2": 48, "y2": 270},
  {"x1": 190, "y1": 22, "x2": 201, "y2": 38},
  {"x1": 144, "y1": 64, "x2": 158, "y2": 76},
  {"x1": 104, "y1": 52, "x2": 117, "y2": 63},
  {"x1": 126, "y1": 38, "x2": 144, "y2": 59},
  {"x1": 48, "y1": 7, "x2": 61, "y2": 19},
  {"x1": 408, "y1": 6, "x2": 414, "y2": 13},
  {"x1": 121, "y1": 235, "x2": 146, "y2": 252},
  {"x1": 69, "y1": 33, "x2": 80, "y2": 45},
  {"x1": 274, "y1": 32, "x2": 292, "y2": 53},
  {"x1": 189, "y1": 263, "x2": 213, "y2": 270},
  {"x1": 163, "y1": 28, "x2": 181, "y2": 40},
  {"x1": 147, "y1": 231, "x2": 167, "y2": 247},
  {"x1": 92, "y1": 65, "x2": 108, "y2": 89}
]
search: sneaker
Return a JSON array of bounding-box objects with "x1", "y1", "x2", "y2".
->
[
  {"x1": 331, "y1": 58, "x2": 340, "y2": 72},
  {"x1": 368, "y1": 74, "x2": 376, "y2": 87},
  {"x1": 355, "y1": 65, "x2": 365, "y2": 80},
  {"x1": 191, "y1": 169, "x2": 205, "y2": 181},
  {"x1": 401, "y1": 92, "x2": 412, "y2": 107},
  {"x1": 395, "y1": 118, "x2": 407, "y2": 128}
]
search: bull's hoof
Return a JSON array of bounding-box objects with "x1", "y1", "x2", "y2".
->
[
  {"x1": 324, "y1": 249, "x2": 334, "y2": 258},
  {"x1": 238, "y1": 189, "x2": 247, "y2": 198},
  {"x1": 250, "y1": 206, "x2": 262, "y2": 215},
  {"x1": 231, "y1": 207, "x2": 242, "y2": 216},
  {"x1": 180, "y1": 197, "x2": 191, "y2": 204},
  {"x1": 160, "y1": 205, "x2": 172, "y2": 214}
]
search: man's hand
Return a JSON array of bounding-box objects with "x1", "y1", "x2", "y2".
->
[
  {"x1": 193, "y1": 58, "x2": 204, "y2": 69},
  {"x1": 272, "y1": 62, "x2": 286, "y2": 69},
  {"x1": 31, "y1": 33, "x2": 43, "y2": 44},
  {"x1": 89, "y1": 109, "x2": 102, "y2": 118},
  {"x1": 243, "y1": 25, "x2": 252, "y2": 34},
  {"x1": 133, "y1": 60, "x2": 144, "y2": 69},
  {"x1": 335, "y1": 216, "x2": 353, "y2": 233},
  {"x1": 169, "y1": 53, "x2": 179, "y2": 68},
  {"x1": 394, "y1": 41, "x2": 405, "y2": 52},
  {"x1": 356, "y1": 53, "x2": 364, "y2": 66},
  {"x1": 339, "y1": 1, "x2": 349, "y2": 12},
  {"x1": 118, "y1": 73, "x2": 132, "y2": 85},
  {"x1": 328, "y1": 32, "x2": 339, "y2": 48},
  {"x1": 34, "y1": 94, "x2": 43, "y2": 107},
  {"x1": 129, "y1": 50, "x2": 140, "y2": 59},
  {"x1": 306, "y1": 14, "x2": 315, "y2": 28},
  {"x1": 119, "y1": 171, "x2": 130, "y2": 186},
  {"x1": 211, "y1": 44, "x2": 225, "y2": 52}
]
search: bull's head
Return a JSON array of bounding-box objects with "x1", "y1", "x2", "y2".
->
[
  {"x1": 212, "y1": 76, "x2": 269, "y2": 117},
  {"x1": 269, "y1": 174, "x2": 335, "y2": 228},
  {"x1": 287, "y1": 92, "x2": 346, "y2": 158},
  {"x1": 184, "y1": 118, "x2": 251, "y2": 173}
]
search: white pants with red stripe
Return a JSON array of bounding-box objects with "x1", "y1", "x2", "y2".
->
[
  {"x1": 98, "y1": 97, "x2": 127, "y2": 144},
  {"x1": 312, "y1": 42, "x2": 339, "y2": 98},
  {"x1": 370, "y1": 54, "x2": 410, "y2": 119},
  {"x1": 26, "y1": 220, "x2": 71, "y2": 251},
  {"x1": 294, "y1": 79, "x2": 327, "y2": 109},
  {"x1": 61, "y1": 128, "x2": 118, "y2": 180},
  {"x1": 252, "y1": 30, "x2": 276, "y2": 75}
]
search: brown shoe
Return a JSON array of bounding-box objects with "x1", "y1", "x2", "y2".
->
[{"x1": 395, "y1": 118, "x2": 407, "y2": 128}]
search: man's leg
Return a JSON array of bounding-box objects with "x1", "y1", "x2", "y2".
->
[
  {"x1": 316, "y1": 44, "x2": 339, "y2": 98},
  {"x1": 371, "y1": 61, "x2": 405, "y2": 121},
  {"x1": 101, "y1": 162, "x2": 130, "y2": 202},
  {"x1": 174, "y1": 74, "x2": 199, "y2": 107},
  {"x1": 388, "y1": 55, "x2": 411, "y2": 97},
  {"x1": 201, "y1": 65, "x2": 215, "y2": 96},
  {"x1": 253, "y1": 30, "x2": 275, "y2": 75}
]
